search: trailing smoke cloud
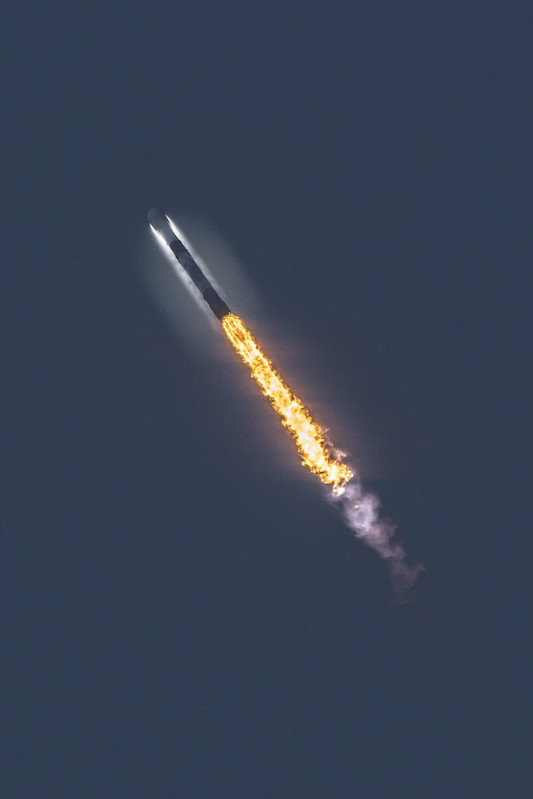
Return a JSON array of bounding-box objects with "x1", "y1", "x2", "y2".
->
[
  {"x1": 148, "y1": 209, "x2": 423, "y2": 593},
  {"x1": 331, "y1": 480, "x2": 424, "y2": 594}
]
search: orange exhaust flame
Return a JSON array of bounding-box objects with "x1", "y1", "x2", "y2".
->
[{"x1": 221, "y1": 313, "x2": 353, "y2": 491}]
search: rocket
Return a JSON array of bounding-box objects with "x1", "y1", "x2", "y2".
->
[{"x1": 147, "y1": 208, "x2": 230, "y2": 321}]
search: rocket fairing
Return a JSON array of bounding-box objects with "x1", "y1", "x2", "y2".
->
[{"x1": 147, "y1": 208, "x2": 230, "y2": 321}]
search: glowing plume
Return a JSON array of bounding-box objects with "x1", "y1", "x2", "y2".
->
[{"x1": 221, "y1": 313, "x2": 352, "y2": 491}]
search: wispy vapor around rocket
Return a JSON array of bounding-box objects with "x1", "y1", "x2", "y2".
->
[
  {"x1": 148, "y1": 209, "x2": 422, "y2": 593},
  {"x1": 148, "y1": 208, "x2": 230, "y2": 320}
]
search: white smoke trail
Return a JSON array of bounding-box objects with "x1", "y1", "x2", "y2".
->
[{"x1": 330, "y1": 477, "x2": 424, "y2": 596}]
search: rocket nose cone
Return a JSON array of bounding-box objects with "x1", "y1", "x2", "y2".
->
[{"x1": 147, "y1": 208, "x2": 167, "y2": 232}]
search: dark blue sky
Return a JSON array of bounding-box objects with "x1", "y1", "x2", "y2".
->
[{"x1": 3, "y1": 3, "x2": 530, "y2": 796}]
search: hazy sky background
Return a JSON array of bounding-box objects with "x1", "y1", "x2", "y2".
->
[{"x1": 3, "y1": 3, "x2": 530, "y2": 796}]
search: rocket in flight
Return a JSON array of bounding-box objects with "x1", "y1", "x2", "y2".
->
[
  {"x1": 147, "y1": 208, "x2": 230, "y2": 321},
  {"x1": 147, "y1": 207, "x2": 422, "y2": 591},
  {"x1": 147, "y1": 206, "x2": 353, "y2": 490}
]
